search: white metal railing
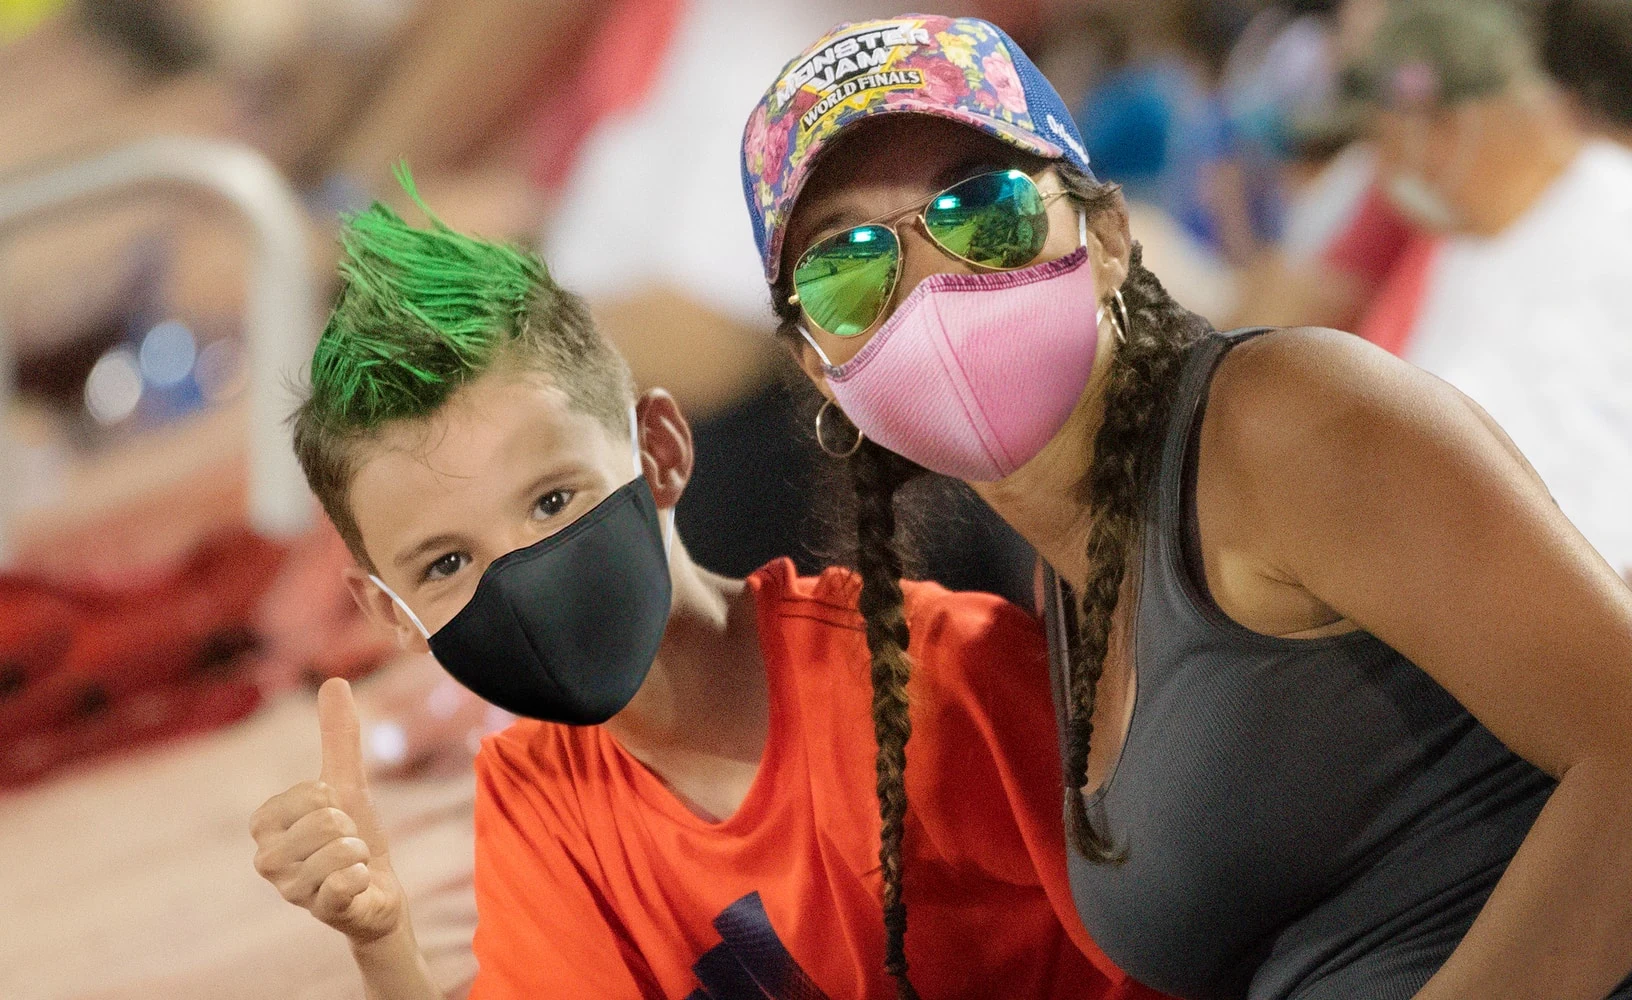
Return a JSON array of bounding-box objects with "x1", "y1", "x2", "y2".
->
[{"x1": 0, "y1": 137, "x2": 319, "y2": 560}]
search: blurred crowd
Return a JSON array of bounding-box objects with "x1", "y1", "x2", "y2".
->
[
  {"x1": 2, "y1": 1, "x2": 1630, "y2": 996},
  {"x1": 0, "y1": 0, "x2": 1629, "y2": 808}
]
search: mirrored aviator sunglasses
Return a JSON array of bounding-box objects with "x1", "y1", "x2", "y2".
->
[{"x1": 791, "y1": 169, "x2": 1056, "y2": 339}]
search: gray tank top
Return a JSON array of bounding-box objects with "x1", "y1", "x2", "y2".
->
[{"x1": 1047, "y1": 329, "x2": 1623, "y2": 1000}]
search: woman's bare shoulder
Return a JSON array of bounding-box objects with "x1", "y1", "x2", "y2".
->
[{"x1": 1200, "y1": 325, "x2": 1466, "y2": 483}]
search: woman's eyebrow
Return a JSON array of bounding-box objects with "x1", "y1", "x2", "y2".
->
[
  {"x1": 803, "y1": 206, "x2": 857, "y2": 243},
  {"x1": 796, "y1": 158, "x2": 1013, "y2": 250},
  {"x1": 933, "y1": 156, "x2": 1004, "y2": 188}
]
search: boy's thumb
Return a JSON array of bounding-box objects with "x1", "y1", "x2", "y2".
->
[
  {"x1": 317, "y1": 677, "x2": 390, "y2": 855},
  {"x1": 318, "y1": 677, "x2": 367, "y2": 790}
]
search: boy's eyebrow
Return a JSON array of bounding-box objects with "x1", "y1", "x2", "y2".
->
[
  {"x1": 388, "y1": 461, "x2": 588, "y2": 572},
  {"x1": 394, "y1": 532, "x2": 467, "y2": 571},
  {"x1": 516, "y1": 469, "x2": 572, "y2": 504}
]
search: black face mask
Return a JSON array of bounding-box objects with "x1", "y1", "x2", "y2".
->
[{"x1": 373, "y1": 475, "x2": 673, "y2": 725}]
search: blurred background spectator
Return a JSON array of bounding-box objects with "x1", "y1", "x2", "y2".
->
[
  {"x1": 1353, "y1": 0, "x2": 1632, "y2": 578},
  {"x1": 1541, "y1": 0, "x2": 1632, "y2": 146},
  {"x1": 1, "y1": 1, "x2": 1629, "y2": 997},
  {"x1": 1069, "y1": 0, "x2": 1274, "y2": 268}
]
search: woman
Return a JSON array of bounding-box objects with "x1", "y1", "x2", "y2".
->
[{"x1": 741, "y1": 14, "x2": 1632, "y2": 1000}]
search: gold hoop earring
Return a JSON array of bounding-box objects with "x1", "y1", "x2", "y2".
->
[{"x1": 815, "y1": 399, "x2": 864, "y2": 459}]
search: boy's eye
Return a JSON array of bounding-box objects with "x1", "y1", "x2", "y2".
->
[
  {"x1": 534, "y1": 490, "x2": 574, "y2": 519},
  {"x1": 424, "y1": 552, "x2": 468, "y2": 582}
]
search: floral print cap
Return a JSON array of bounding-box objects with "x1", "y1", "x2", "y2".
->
[{"x1": 741, "y1": 14, "x2": 1094, "y2": 283}]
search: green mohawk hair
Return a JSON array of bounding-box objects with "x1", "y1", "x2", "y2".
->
[
  {"x1": 293, "y1": 164, "x2": 632, "y2": 567},
  {"x1": 308, "y1": 163, "x2": 545, "y2": 429}
]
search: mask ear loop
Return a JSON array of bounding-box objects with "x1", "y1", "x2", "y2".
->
[
  {"x1": 630, "y1": 402, "x2": 676, "y2": 557},
  {"x1": 369, "y1": 573, "x2": 432, "y2": 642},
  {"x1": 628, "y1": 403, "x2": 642, "y2": 477},
  {"x1": 1080, "y1": 210, "x2": 1130, "y2": 346},
  {"x1": 797, "y1": 324, "x2": 838, "y2": 371}
]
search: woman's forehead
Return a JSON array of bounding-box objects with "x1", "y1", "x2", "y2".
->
[
  {"x1": 785, "y1": 117, "x2": 1041, "y2": 251},
  {"x1": 801, "y1": 116, "x2": 1024, "y2": 197}
]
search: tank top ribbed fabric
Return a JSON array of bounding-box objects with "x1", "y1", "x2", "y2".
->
[{"x1": 1052, "y1": 329, "x2": 1625, "y2": 999}]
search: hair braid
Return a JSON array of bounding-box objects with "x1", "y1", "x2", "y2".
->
[
  {"x1": 1059, "y1": 195, "x2": 1212, "y2": 860},
  {"x1": 849, "y1": 436, "x2": 926, "y2": 1000}
]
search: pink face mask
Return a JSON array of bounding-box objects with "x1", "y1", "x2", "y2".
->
[{"x1": 805, "y1": 215, "x2": 1101, "y2": 482}]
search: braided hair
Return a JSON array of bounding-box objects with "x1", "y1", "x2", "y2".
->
[
  {"x1": 849, "y1": 437, "x2": 926, "y2": 1000},
  {"x1": 771, "y1": 167, "x2": 1214, "y2": 984},
  {"x1": 1051, "y1": 169, "x2": 1212, "y2": 861}
]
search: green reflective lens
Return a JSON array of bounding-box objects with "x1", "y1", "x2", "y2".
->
[
  {"x1": 792, "y1": 224, "x2": 900, "y2": 338},
  {"x1": 922, "y1": 169, "x2": 1048, "y2": 270},
  {"x1": 790, "y1": 171, "x2": 1051, "y2": 338}
]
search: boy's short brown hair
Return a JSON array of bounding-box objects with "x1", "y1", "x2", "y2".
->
[{"x1": 292, "y1": 170, "x2": 634, "y2": 569}]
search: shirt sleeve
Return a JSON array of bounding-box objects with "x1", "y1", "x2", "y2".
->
[{"x1": 467, "y1": 736, "x2": 663, "y2": 1000}]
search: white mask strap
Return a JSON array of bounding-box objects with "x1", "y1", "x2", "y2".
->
[
  {"x1": 369, "y1": 574, "x2": 431, "y2": 641},
  {"x1": 1078, "y1": 208, "x2": 1088, "y2": 248},
  {"x1": 628, "y1": 403, "x2": 642, "y2": 476},
  {"x1": 797, "y1": 324, "x2": 838, "y2": 370}
]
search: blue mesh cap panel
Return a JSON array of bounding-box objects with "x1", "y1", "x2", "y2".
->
[{"x1": 992, "y1": 21, "x2": 1095, "y2": 177}]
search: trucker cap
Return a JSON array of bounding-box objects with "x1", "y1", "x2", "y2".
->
[
  {"x1": 740, "y1": 14, "x2": 1095, "y2": 282},
  {"x1": 1346, "y1": 0, "x2": 1535, "y2": 111}
]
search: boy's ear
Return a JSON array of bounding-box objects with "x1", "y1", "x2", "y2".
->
[
  {"x1": 634, "y1": 388, "x2": 693, "y2": 510},
  {"x1": 344, "y1": 567, "x2": 431, "y2": 653}
]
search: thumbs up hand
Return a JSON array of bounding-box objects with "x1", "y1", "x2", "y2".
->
[{"x1": 251, "y1": 678, "x2": 406, "y2": 942}]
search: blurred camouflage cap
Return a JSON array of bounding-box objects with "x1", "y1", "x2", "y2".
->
[{"x1": 1347, "y1": 0, "x2": 1537, "y2": 109}]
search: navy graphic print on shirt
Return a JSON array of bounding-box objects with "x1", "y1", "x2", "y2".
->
[{"x1": 682, "y1": 893, "x2": 832, "y2": 1000}]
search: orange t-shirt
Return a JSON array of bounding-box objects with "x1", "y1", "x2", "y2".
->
[{"x1": 468, "y1": 559, "x2": 1165, "y2": 1000}]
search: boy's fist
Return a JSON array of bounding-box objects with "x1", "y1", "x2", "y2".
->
[{"x1": 251, "y1": 679, "x2": 404, "y2": 942}]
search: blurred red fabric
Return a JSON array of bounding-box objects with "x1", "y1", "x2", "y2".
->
[
  {"x1": 0, "y1": 522, "x2": 395, "y2": 791},
  {"x1": 526, "y1": 0, "x2": 684, "y2": 191},
  {"x1": 1354, "y1": 235, "x2": 1440, "y2": 358}
]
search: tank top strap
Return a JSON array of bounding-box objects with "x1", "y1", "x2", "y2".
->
[{"x1": 1149, "y1": 328, "x2": 1275, "y2": 538}]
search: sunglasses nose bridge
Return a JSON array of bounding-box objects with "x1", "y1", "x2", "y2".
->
[
  {"x1": 905, "y1": 208, "x2": 931, "y2": 242},
  {"x1": 890, "y1": 216, "x2": 949, "y2": 300},
  {"x1": 895, "y1": 210, "x2": 952, "y2": 272}
]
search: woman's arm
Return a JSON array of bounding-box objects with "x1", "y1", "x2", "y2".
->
[{"x1": 1211, "y1": 328, "x2": 1632, "y2": 1000}]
